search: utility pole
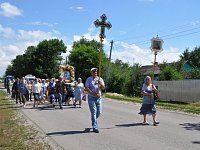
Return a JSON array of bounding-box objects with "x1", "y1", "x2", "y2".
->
[
  {"x1": 105, "y1": 40, "x2": 114, "y2": 92},
  {"x1": 94, "y1": 14, "x2": 112, "y2": 77},
  {"x1": 109, "y1": 40, "x2": 114, "y2": 61}
]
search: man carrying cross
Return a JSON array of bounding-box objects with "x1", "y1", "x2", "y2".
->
[
  {"x1": 85, "y1": 14, "x2": 111, "y2": 133},
  {"x1": 85, "y1": 68, "x2": 105, "y2": 133}
]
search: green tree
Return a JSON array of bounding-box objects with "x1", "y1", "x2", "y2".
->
[
  {"x1": 180, "y1": 48, "x2": 190, "y2": 61},
  {"x1": 105, "y1": 59, "x2": 142, "y2": 96},
  {"x1": 159, "y1": 65, "x2": 184, "y2": 80},
  {"x1": 130, "y1": 63, "x2": 143, "y2": 96},
  {"x1": 69, "y1": 38, "x2": 106, "y2": 82},
  {"x1": 32, "y1": 39, "x2": 67, "y2": 78},
  {"x1": 5, "y1": 65, "x2": 14, "y2": 77},
  {"x1": 5, "y1": 39, "x2": 67, "y2": 78},
  {"x1": 178, "y1": 46, "x2": 200, "y2": 79},
  {"x1": 9, "y1": 55, "x2": 26, "y2": 78},
  {"x1": 189, "y1": 47, "x2": 200, "y2": 68}
]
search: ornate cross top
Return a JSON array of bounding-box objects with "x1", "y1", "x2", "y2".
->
[
  {"x1": 93, "y1": 14, "x2": 112, "y2": 78},
  {"x1": 94, "y1": 14, "x2": 112, "y2": 41}
]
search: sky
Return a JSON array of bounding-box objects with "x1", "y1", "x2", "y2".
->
[{"x1": 1, "y1": 0, "x2": 200, "y2": 77}]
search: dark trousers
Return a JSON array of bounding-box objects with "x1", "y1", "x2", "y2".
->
[{"x1": 15, "y1": 91, "x2": 21, "y2": 104}]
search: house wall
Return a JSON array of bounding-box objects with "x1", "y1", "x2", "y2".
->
[{"x1": 154, "y1": 80, "x2": 200, "y2": 103}]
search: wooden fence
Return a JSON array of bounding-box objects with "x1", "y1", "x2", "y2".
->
[{"x1": 154, "y1": 80, "x2": 200, "y2": 103}]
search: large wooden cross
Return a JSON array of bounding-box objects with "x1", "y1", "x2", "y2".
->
[{"x1": 94, "y1": 14, "x2": 112, "y2": 77}]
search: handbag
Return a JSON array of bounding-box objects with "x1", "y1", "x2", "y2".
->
[{"x1": 153, "y1": 92, "x2": 160, "y2": 100}]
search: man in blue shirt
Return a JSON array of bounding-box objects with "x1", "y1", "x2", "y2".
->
[{"x1": 85, "y1": 68, "x2": 105, "y2": 133}]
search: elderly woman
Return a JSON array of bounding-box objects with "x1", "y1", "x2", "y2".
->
[
  {"x1": 73, "y1": 78, "x2": 84, "y2": 108},
  {"x1": 32, "y1": 78, "x2": 41, "y2": 108},
  {"x1": 139, "y1": 76, "x2": 159, "y2": 126}
]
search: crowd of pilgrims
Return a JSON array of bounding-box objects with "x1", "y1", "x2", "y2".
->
[{"x1": 6, "y1": 77, "x2": 85, "y2": 109}]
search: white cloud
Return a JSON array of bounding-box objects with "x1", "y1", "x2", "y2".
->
[
  {"x1": 1, "y1": 44, "x2": 20, "y2": 56},
  {"x1": 0, "y1": 2, "x2": 22, "y2": 18},
  {"x1": 17, "y1": 30, "x2": 53, "y2": 41},
  {"x1": 69, "y1": 6, "x2": 85, "y2": 11},
  {"x1": 0, "y1": 25, "x2": 64, "y2": 76},
  {"x1": 0, "y1": 44, "x2": 22, "y2": 76},
  {"x1": 111, "y1": 41, "x2": 180, "y2": 66},
  {"x1": 26, "y1": 21, "x2": 53, "y2": 27},
  {"x1": 112, "y1": 41, "x2": 151, "y2": 65},
  {"x1": 0, "y1": 59, "x2": 11, "y2": 76},
  {"x1": 0, "y1": 24, "x2": 16, "y2": 38},
  {"x1": 158, "y1": 47, "x2": 181, "y2": 63},
  {"x1": 52, "y1": 29, "x2": 61, "y2": 35},
  {"x1": 73, "y1": 32, "x2": 99, "y2": 42},
  {"x1": 76, "y1": 6, "x2": 84, "y2": 10}
]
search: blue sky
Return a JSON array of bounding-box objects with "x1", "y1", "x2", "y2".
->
[{"x1": 1, "y1": 0, "x2": 200, "y2": 77}]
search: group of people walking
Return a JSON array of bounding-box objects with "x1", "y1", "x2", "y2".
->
[
  {"x1": 7, "y1": 76, "x2": 85, "y2": 109},
  {"x1": 5, "y1": 67, "x2": 159, "y2": 133}
]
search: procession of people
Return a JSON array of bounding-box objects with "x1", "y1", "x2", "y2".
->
[{"x1": 5, "y1": 67, "x2": 159, "y2": 133}]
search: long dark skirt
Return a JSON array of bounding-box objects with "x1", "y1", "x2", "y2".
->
[{"x1": 139, "y1": 104, "x2": 156, "y2": 115}]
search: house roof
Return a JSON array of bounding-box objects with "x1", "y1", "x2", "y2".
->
[
  {"x1": 141, "y1": 65, "x2": 161, "y2": 75},
  {"x1": 183, "y1": 61, "x2": 194, "y2": 72}
]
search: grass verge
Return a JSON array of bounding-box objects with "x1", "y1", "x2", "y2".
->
[
  {"x1": 0, "y1": 91, "x2": 52, "y2": 150},
  {"x1": 104, "y1": 93, "x2": 200, "y2": 115}
]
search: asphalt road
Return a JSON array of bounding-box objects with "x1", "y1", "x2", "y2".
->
[
  {"x1": 1, "y1": 85, "x2": 199, "y2": 150},
  {"x1": 19, "y1": 97, "x2": 199, "y2": 150}
]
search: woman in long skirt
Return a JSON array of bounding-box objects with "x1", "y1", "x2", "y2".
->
[
  {"x1": 139, "y1": 76, "x2": 159, "y2": 126},
  {"x1": 74, "y1": 78, "x2": 84, "y2": 108}
]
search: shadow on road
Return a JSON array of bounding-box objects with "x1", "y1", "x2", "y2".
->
[
  {"x1": 180, "y1": 122, "x2": 200, "y2": 131},
  {"x1": 192, "y1": 141, "x2": 200, "y2": 144},
  {"x1": 37, "y1": 105, "x2": 77, "y2": 111},
  {"x1": 99, "y1": 122, "x2": 144, "y2": 130},
  {"x1": 115, "y1": 122, "x2": 144, "y2": 127},
  {"x1": 46, "y1": 128, "x2": 91, "y2": 136}
]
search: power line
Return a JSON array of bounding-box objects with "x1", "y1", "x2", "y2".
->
[
  {"x1": 127, "y1": 28, "x2": 200, "y2": 46},
  {"x1": 111, "y1": 20, "x2": 200, "y2": 47},
  {"x1": 113, "y1": 19, "x2": 200, "y2": 42},
  {"x1": 163, "y1": 30, "x2": 200, "y2": 40}
]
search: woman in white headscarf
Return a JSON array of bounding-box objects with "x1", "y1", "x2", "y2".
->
[{"x1": 139, "y1": 76, "x2": 159, "y2": 126}]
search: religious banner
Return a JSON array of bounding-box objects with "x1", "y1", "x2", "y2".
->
[{"x1": 59, "y1": 65, "x2": 75, "y2": 83}]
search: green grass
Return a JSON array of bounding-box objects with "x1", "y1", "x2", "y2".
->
[
  {"x1": 104, "y1": 93, "x2": 200, "y2": 114},
  {"x1": 0, "y1": 91, "x2": 52, "y2": 150}
]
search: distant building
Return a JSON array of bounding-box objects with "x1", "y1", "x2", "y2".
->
[
  {"x1": 141, "y1": 61, "x2": 195, "y2": 80},
  {"x1": 141, "y1": 64, "x2": 160, "y2": 81},
  {"x1": 182, "y1": 61, "x2": 194, "y2": 72}
]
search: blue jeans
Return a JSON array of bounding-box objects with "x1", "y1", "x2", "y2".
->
[{"x1": 88, "y1": 95, "x2": 102, "y2": 129}]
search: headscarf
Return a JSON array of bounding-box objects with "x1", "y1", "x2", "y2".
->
[{"x1": 144, "y1": 76, "x2": 151, "y2": 85}]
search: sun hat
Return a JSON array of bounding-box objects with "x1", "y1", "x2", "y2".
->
[{"x1": 90, "y1": 68, "x2": 98, "y2": 72}]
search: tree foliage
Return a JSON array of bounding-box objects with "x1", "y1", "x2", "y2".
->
[
  {"x1": 178, "y1": 46, "x2": 200, "y2": 79},
  {"x1": 159, "y1": 65, "x2": 184, "y2": 80},
  {"x1": 5, "y1": 39, "x2": 67, "y2": 78},
  {"x1": 69, "y1": 38, "x2": 107, "y2": 82},
  {"x1": 105, "y1": 60, "x2": 143, "y2": 96}
]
